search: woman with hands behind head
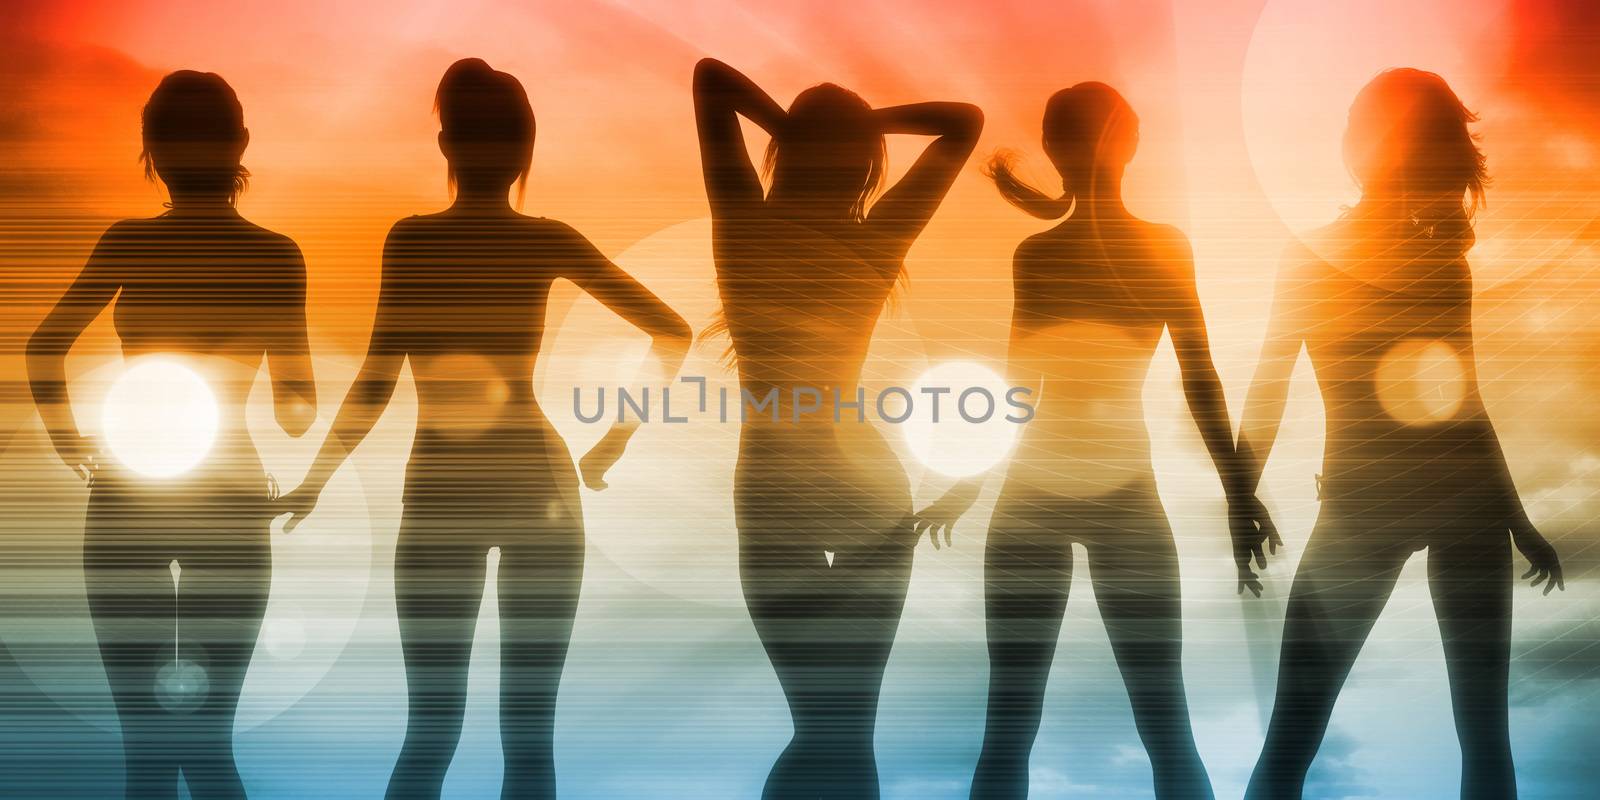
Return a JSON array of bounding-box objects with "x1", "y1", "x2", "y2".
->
[
  {"x1": 276, "y1": 59, "x2": 690, "y2": 800},
  {"x1": 694, "y1": 57, "x2": 981, "y2": 799},
  {"x1": 912, "y1": 83, "x2": 1277, "y2": 800}
]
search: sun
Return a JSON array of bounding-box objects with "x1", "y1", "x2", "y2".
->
[
  {"x1": 900, "y1": 361, "x2": 1020, "y2": 478},
  {"x1": 101, "y1": 359, "x2": 220, "y2": 479}
]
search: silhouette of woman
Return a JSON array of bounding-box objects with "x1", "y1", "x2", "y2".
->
[
  {"x1": 27, "y1": 71, "x2": 317, "y2": 799},
  {"x1": 692, "y1": 58, "x2": 981, "y2": 798},
  {"x1": 914, "y1": 83, "x2": 1278, "y2": 800},
  {"x1": 1238, "y1": 69, "x2": 1563, "y2": 800},
  {"x1": 276, "y1": 59, "x2": 690, "y2": 800}
]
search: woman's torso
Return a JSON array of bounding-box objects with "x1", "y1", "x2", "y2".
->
[
  {"x1": 713, "y1": 213, "x2": 911, "y2": 541},
  {"x1": 380, "y1": 212, "x2": 577, "y2": 510},
  {"x1": 1001, "y1": 219, "x2": 1178, "y2": 501},
  {"x1": 104, "y1": 211, "x2": 304, "y2": 493},
  {"x1": 1290, "y1": 220, "x2": 1497, "y2": 505}
]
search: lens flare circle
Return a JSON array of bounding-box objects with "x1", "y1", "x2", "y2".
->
[
  {"x1": 902, "y1": 361, "x2": 1019, "y2": 478},
  {"x1": 155, "y1": 659, "x2": 210, "y2": 714},
  {"x1": 101, "y1": 359, "x2": 219, "y2": 478},
  {"x1": 1375, "y1": 338, "x2": 1466, "y2": 425}
]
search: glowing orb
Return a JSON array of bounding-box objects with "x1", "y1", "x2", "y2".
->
[
  {"x1": 101, "y1": 360, "x2": 219, "y2": 478},
  {"x1": 901, "y1": 361, "x2": 1020, "y2": 478},
  {"x1": 261, "y1": 605, "x2": 306, "y2": 661},
  {"x1": 415, "y1": 353, "x2": 512, "y2": 437},
  {"x1": 155, "y1": 659, "x2": 210, "y2": 714},
  {"x1": 1375, "y1": 338, "x2": 1466, "y2": 425}
]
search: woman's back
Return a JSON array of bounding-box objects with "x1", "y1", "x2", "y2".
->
[
  {"x1": 380, "y1": 212, "x2": 569, "y2": 426},
  {"x1": 1005, "y1": 218, "x2": 1187, "y2": 497},
  {"x1": 376, "y1": 211, "x2": 603, "y2": 506},
  {"x1": 108, "y1": 212, "x2": 304, "y2": 358},
  {"x1": 93, "y1": 210, "x2": 306, "y2": 478},
  {"x1": 715, "y1": 213, "x2": 899, "y2": 400}
]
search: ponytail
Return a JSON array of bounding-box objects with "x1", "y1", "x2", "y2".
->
[
  {"x1": 434, "y1": 58, "x2": 535, "y2": 207},
  {"x1": 983, "y1": 149, "x2": 1071, "y2": 220}
]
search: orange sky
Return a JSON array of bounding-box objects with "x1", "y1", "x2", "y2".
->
[{"x1": 2, "y1": 0, "x2": 1597, "y2": 525}]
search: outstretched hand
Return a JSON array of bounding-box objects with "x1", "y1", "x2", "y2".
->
[
  {"x1": 1230, "y1": 493, "x2": 1282, "y2": 597},
  {"x1": 1512, "y1": 520, "x2": 1564, "y2": 595},
  {"x1": 913, "y1": 480, "x2": 981, "y2": 550}
]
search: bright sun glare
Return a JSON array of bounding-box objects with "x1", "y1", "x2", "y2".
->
[
  {"x1": 101, "y1": 359, "x2": 220, "y2": 479},
  {"x1": 901, "y1": 361, "x2": 1020, "y2": 478}
]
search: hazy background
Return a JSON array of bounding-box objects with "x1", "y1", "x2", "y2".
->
[{"x1": 1, "y1": 1, "x2": 1597, "y2": 797}]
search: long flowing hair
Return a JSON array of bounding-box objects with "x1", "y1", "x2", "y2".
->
[{"x1": 1342, "y1": 68, "x2": 1487, "y2": 251}]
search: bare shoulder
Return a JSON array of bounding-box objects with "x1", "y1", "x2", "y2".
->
[
  {"x1": 1132, "y1": 221, "x2": 1191, "y2": 261},
  {"x1": 1009, "y1": 232, "x2": 1060, "y2": 281},
  {"x1": 231, "y1": 220, "x2": 308, "y2": 285},
  {"x1": 522, "y1": 215, "x2": 582, "y2": 241}
]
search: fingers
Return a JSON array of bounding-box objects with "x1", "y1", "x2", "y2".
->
[
  {"x1": 1238, "y1": 574, "x2": 1263, "y2": 597},
  {"x1": 1528, "y1": 567, "x2": 1550, "y2": 591},
  {"x1": 1255, "y1": 509, "x2": 1282, "y2": 554},
  {"x1": 1253, "y1": 542, "x2": 1268, "y2": 570},
  {"x1": 1521, "y1": 566, "x2": 1538, "y2": 580},
  {"x1": 914, "y1": 517, "x2": 956, "y2": 550},
  {"x1": 1536, "y1": 558, "x2": 1565, "y2": 595}
]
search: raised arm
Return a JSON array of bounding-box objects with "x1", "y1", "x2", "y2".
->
[
  {"x1": 865, "y1": 101, "x2": 984, "y2": 245},
  {"x1": 278, "y1": 226, "x2": 413, "y2": 530},
  {"x1": 27, "y1": 225, "x2": 125, "y2": 481},
  {"x1": 556, "y1": 223, "x2": 693, "y2": 490},
  {"x1": 693, "y1": 58, "x2": 786, "y2": 216},
  {"x1": 267, "y1": 242, "x2": 317, "y2": 437},
  {"x1": 1164, "y1": 234, "x2": 1280, "y2": 593}
]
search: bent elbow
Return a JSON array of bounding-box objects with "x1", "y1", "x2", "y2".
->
[
  {"x1": 25, "y1": 329, "x2": 69, "y2": 372},
  {"x1": 952, "y1": 103, "x2": 985, "y2": 141},
  {"x1": 280, "y1": 417, "x2": 315, "y2": 439},
  {"x1": 275, "y1": 394, "x2": 318, "y2": 438},
  {"x1": 693, "y1": 58, "x2": 726, "y2": 92},
  {"x1": 664, "y1": 316, "x2": 694, "y2": 347}
]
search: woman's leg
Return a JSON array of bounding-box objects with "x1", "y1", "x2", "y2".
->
[
  {"x1": 1082, "y1": 491, "x2": 1212, "y2": 799},
  {"x1": 970, "y1": 492, "x2": 1073, "y2": 800},
  {"x1": 498, "y1": 517, "x2": 585, "y2": 800},
  {"x1": 825, "y1": 528, "x2": 917, "y2": 795},
  {"x1": 84, "y1": 545, "x2": 181, "y2": 800},
  {"x1": 1428, "y1": 526, "x2": 1516, "y2": 800},
  {"x1": 386, "y1": 517, "x2": 487, "y2": 800},
  {"x1": 174, "y1": 528, "x2": 271, "y2": 800},
  {"x1": 1245, "y1": 512, "x2": 1409, "y2": 800},
  {"x1": 739, "y1": 522, "x2": 916, "y2": 800}
]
